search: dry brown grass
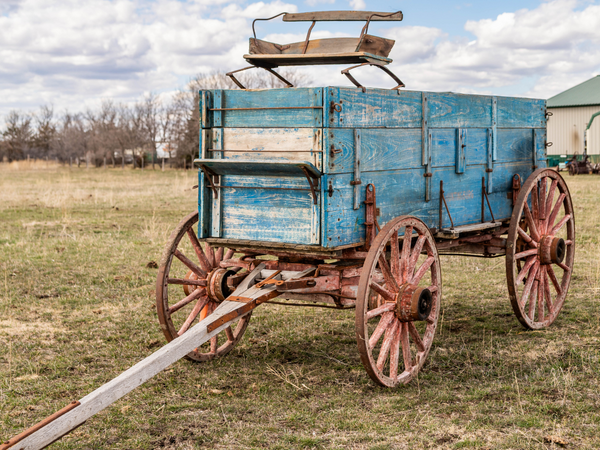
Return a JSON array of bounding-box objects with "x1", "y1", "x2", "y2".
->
[{"x1": 0, "y1": 164, "x2": 599, "y2": 449}]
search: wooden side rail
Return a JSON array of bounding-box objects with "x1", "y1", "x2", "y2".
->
[{"x1": 282, "y1": 11, "x2": 403, "y2": 22}]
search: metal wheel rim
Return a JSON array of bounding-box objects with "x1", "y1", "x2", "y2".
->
[
  {"x1": 356, "y1": 216, "x2": 442, "y2": 387},
  {"x1": 506, "y1": 168, "x2": 575, "y2": 330},
  {"x1": 156, "y1": 211, "x2": 251, "y2": 361}
]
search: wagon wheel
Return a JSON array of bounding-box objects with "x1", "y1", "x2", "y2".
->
[
  {"x1": 156, "y1": 211, "x2": 251, "y2": 361},
  {"x1": 506, "y1": 168, "x2": 575, "y2": 330},
  {"x1": 356, "y1": 216, "x2": 442, "y2": 387},
  {"x1": 567, "y1": 163, "x2": 577, "y2": 176}
]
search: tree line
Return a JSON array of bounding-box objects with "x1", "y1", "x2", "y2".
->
[{"x1": 0, "y1": 69, "x2": 310, "y2": 168}]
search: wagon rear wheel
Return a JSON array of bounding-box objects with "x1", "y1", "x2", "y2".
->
[
  {"x1": 356, "y1": 216, "x2": 442, "y2": 387},
  {"x1": 506, "y1": 169, "x2": 575, "y2": 329},
  {"x1": 156, "y1": 211, "x2": 251, "y2": 361}
]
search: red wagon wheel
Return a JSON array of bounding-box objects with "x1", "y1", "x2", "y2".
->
[
  {"x1": 356, "y1": 216, "x2": 442, "y2": 387},
  {"x1": 156, "y1": 211, "x2": 251, "y2": 361},
  {"x1": 506, "y1": 169, "x2": 575, "y2": 329}
]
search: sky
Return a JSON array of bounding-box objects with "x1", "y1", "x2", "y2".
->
[{"x1": 1, "y1": 0, "x2": 599, "y2": 118}]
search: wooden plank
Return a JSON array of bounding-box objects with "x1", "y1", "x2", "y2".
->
[
  {"x1": 328, "y1": 128, "x2": 421, "y2": 174},
  {"x1": 249, "y1": 38, "x2": 283, "y2": 55},
  {"x1": 496, "y1": 128, "x2": 535, "y2": 163},
  {"x1": 245, "y1": 52, "x2": 392, "y2": 68},
  {"x1": 13, "y1": 300, "x2": 253, "y2": 450},
  {"x1": 497, "y1": 96, "x2": 545, "y2": 128},
  {"x1": 428, "y1": 92, "x2": 492, "y2": 128},
  {"x1": 353, "y1": 129, "x2": 361, "y2": 210},
  {"x1": 430, "y1": 128, "x2": 487, "y2": 168},
  {"x1": 221, "y1": 128, "x2": 322, "y2": 170},
  {"x1": 219, "y1": 175, "x2": 319, "y2": 245},
  {"x1": 200, "y1": 91, "x2": 211, "y2": 128},
  {"x1": 195, "y1": 159, "x2": 321, "y2": 178},
  {"x1": 217, "y1": 88, "x2": 323, "y2": 128},
  {"x1": 327, "y1": 87, "x2": 422, "y2": 128},
  {"x1": 534, "y1": 128, "x2": 548, "y2": 167},
  {"x1": 356, "y1": 35, "x2": 395, "y2": 57},
  {"x1": 211, "y1": 129, "x2": 223, "y2": 238},
  {"x1": 283, "y1": 11, "x2": 403, "y2": 22}
]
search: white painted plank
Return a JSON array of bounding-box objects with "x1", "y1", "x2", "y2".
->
[{"x1": 13, "y1": 300, "x2": 249, "y2": 450}]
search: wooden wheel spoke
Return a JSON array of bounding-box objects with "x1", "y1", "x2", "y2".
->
[
  {"x1": 407, "y1": 235, "x2": 427, "y2": 276},
  {"x1": 390, "y1": 231, "x2": 401, "y2": 283},
  {"x1": 528, "y1": 280, "x2": 538, "y2": 321},
  {"x1": 542, "y1": 268, "x2": 554, "y2": 315},
  {"x1": 368, "y1": 311, "x2": 394, "y2": 350},
  {"x1": 174, "y1": 249, "x2": 207, "y2": 278},
  {"x1": 537, "y1": 269, "x2": 545, "y2": 320},
  {"x1": 426, "y1": 285, "x2": 438, "y2": 293},
  {"x1": 366, "y1": 302, "x2": 395, "y2": 320},
  {"x1": 517, "y1": 226, "x2": 537, "y2": 248},
  {"x1": 177, "y1": 296, "x2": 209, "y2": 335},
  {"x1": 376, "y1": 320, "x2": 399, "y2": 371},
  {"x1": 378, "y1": 255, "x2": 400, "y2": 292},
  {"x1": 225, "y1": 326, "x2": 235, "y2": 343},
  {"x1": 224, "y1": 249, "x2": 235, "y2": 261},
  {"x1": 523, "y1": 203, "x2": 540, "y2": 242},
  {"x1": 407, "y1": 322, "x2": 425, "y2": 352},
  {"x1": 519, "y1": 261, "x2": 539, "y2": 308},
  {"x1": 389, "y1": 323, "x2": 401, "y2": 380},
  {"x1": 400, "y1": 322, "x2": 412, "y2": 372},
  {"x1": 546, "y1": 265, "x2": 562, "y2": 296},
  {"x1": 205, "y1": 243, "x2": 216, "y2": 268},
  {"x1": 168, "y1": 288, "x2": 205, "y2": 314},
  {"x1": 544, "y1": 179, "x2": 558, "y2": 232},
  {"x1": 531, "y1": 184, "x2": 540, "y2": 229},
  {"x1": 550, "y1": 214, "x2": 571, "y2": 235},
  {"x1": 514, "y1": 248, "x2": 538, "y2": 260},
  {"x1": 370, "y1": 282, "x2": 396, "y2": 303},
  {"x1": 557, "y1": 261, "x2": 571, "y2": 272},
  {"x1": 547, "y1": 193, "x2": 566, "y2": 232},
  {"x1": 186, "y1": 229, "x2": 211, "y2": 272},
  {"x1": 411, "y1": 256, "x2": 434, "y2": 285},
  {"x1": 401, "y1": 226, "x2": 413, "y2": 283},
  {"x1": 516, "y1": 256, "x2": 537, "y2": 285},
  {"x1": 210, "y1": 335, "x2": 218, "y2": 354},
  {"x1": 539, "y1": 178, "x2": 547, "y2": 222},
  {"x1": 215, "y1": 247, "x2": 224, "y2": 265}
]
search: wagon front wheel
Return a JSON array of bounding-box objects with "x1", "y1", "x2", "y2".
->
[
  {"x1": 506, "y1": 169, "x2": 575, "y2": 329},
  {"x1": 156, "y1": 211, "x2": 251, "y2": 361},
  {"x1": 356, "y1": 216, "x2": 442, "y2": 387}
]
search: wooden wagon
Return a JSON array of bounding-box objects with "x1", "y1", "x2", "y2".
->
[{"x1": 4, "y1": 11, "x2": 575, "y2": 450}]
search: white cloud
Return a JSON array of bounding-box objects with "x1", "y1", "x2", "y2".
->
[
  {"x1": 1, "y1": 0, "x2": 599, "y2": 119},
  {"x1": 349, "y1": 0, "x2": 366, "y2": 10}
]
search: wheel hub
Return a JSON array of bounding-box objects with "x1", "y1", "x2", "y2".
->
[
  {"x1": 539, "y1": 236, "x2": 565, "y2": 265},
  {"x1": 206, "y1": 268, "x2": 236, "y2": 302},
  {"x1": 395, "y1": 285, "x2": 432, "y2": 322}
]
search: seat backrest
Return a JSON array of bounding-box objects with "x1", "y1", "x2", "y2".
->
[{"x1": 282, "y1": 11, "x2": 403, "y2": 22}]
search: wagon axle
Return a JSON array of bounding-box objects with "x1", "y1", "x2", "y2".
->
[{"x1": 395, "y1": 285, "x2": 433, "y2": 322}]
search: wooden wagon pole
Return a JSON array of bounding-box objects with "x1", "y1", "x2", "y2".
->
[{"x1": 2, "y1": 264, "x2": 310, "y2": 450}]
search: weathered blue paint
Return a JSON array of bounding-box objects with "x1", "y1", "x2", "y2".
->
[{"x1": 196, "y1": 87, "x2": 547, "y2": 249}]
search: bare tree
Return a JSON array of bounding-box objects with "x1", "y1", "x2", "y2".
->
[{"x1": 1, "y1": 110, "x2": 33, "y2": 161}]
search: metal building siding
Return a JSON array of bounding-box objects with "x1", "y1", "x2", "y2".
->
[{"x1": 547, "y1": 105, "x2": 600, "y2": 156}]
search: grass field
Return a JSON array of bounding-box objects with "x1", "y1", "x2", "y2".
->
[{"x1": 1, "y1": 162, "x2": 599, "y2": 449}]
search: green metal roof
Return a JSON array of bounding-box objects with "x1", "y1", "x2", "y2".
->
[{"x1": 548, "y1": 75, "x2": 600, "y2": 108}]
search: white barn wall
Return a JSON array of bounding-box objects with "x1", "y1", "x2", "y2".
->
[{"x1": 547, "y1": 105, "x2": 600, "y2": 156}]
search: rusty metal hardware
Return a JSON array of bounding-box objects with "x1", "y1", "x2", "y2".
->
[
  {"x1": 545, "y1": 142, "x2": 553, "y2": 148},
  {"x1": 364, "y1": 183, "x2": 380, "y2": 250},
  {"x1": 330, "y1": 145, "x2": 342, "y2": 156},
  {"x1": 301, "y1": 166, "x2": 320, "y2": 205},
  {"x1": 359, "y1": 11, "x2": 403, "y2": 38},
  {"x1": 252, "y1": 12, "x2": 287, "y2": 38},
  {"x1": 273, "y1": 278, "x2": 317, "y2": 290},
  {"x1": 255, "y1": 270, "x2": 282, "y2": 288},
  {"x1": 423, "y1": 172, "x2": 432, "y2": 178},
  {"x1": 0, "y1": 401, "x2": 81, "y2": 450},
  {"x1": 227, "y1": 296, "x2": 254, "y2": 303},
  {"x1": 485, "y1": 168, "x2": 494, "y2": 173},
  {"x1": 328, "y1": 181, "x2": 334, "y2": 197},
  {"x1": 211, "y1": 184, "x2": 313, "y2": 192},
  {"x1": 209, "y1": 106, "x2": 323, "y2": 112},
  {"x1": 481, "y1": 177, "x2": 496, "y2": 223},
  {"x1": 439, "y1": 180, "x2": 455, "y2": 230},
  {"x1": 341, "y1": 62, "x2": 405, "y2": 93},
  {"x1": 226, "y1": 65, "x2": 294, "y2": 89},
  {"x1": 200, "y1": 165, "x2": 219, "y2": 199},
  {"x1": 511, "y1": 174, "x2": 521, "y2": 206},
  {"x1": 395, "y1": 285, "x2": 433, "y2": 322},
  {"x1": 302, "y1": 20, "x2": 316, "y2": 54},
  {"x1": 208, "y1": 148, "x2": 323, "y2": 153},
  {"x1": 331, "y1": 102, "x2": 342, "y2": 113},
  {"x1": 350, "y1": 179, "x2": 362, "y2": 185}
]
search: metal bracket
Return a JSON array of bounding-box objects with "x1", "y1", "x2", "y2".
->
[
  {"x1": 511, "y1": 174, "x2": 521, "y2": 207},
  {"x1": 200, "y1": 164, "x2": 219, "y2": 199},
  {"x1": 353, "y1": 129, "x2": 362, "y2": 209},
  {"x1": 364, "y1": 184, "x2": 380, "y2": 250},
  {"x1": 301, "y1": 167, "x2": 320, "y2": 205},
  {"x1": 481, "y1": 177, "x2": 496, "y2": 223},
  {"x1": 226, "y1": 65, "x2": 294, "y2": 89},
  {"x1": 341, "y1": 62, "x2": 405, "y2": 93},
  {"x1": 439, "y1": 180, "x2": 455, "y2": 230}
]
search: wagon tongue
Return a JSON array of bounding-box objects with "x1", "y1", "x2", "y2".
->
[{"x1": 2, "y1": 264, "x2": 314, "y2": 450}]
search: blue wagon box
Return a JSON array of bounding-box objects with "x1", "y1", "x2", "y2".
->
[{"x1": 196, "y1": 87, "x2": 547, "y2": 250}]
